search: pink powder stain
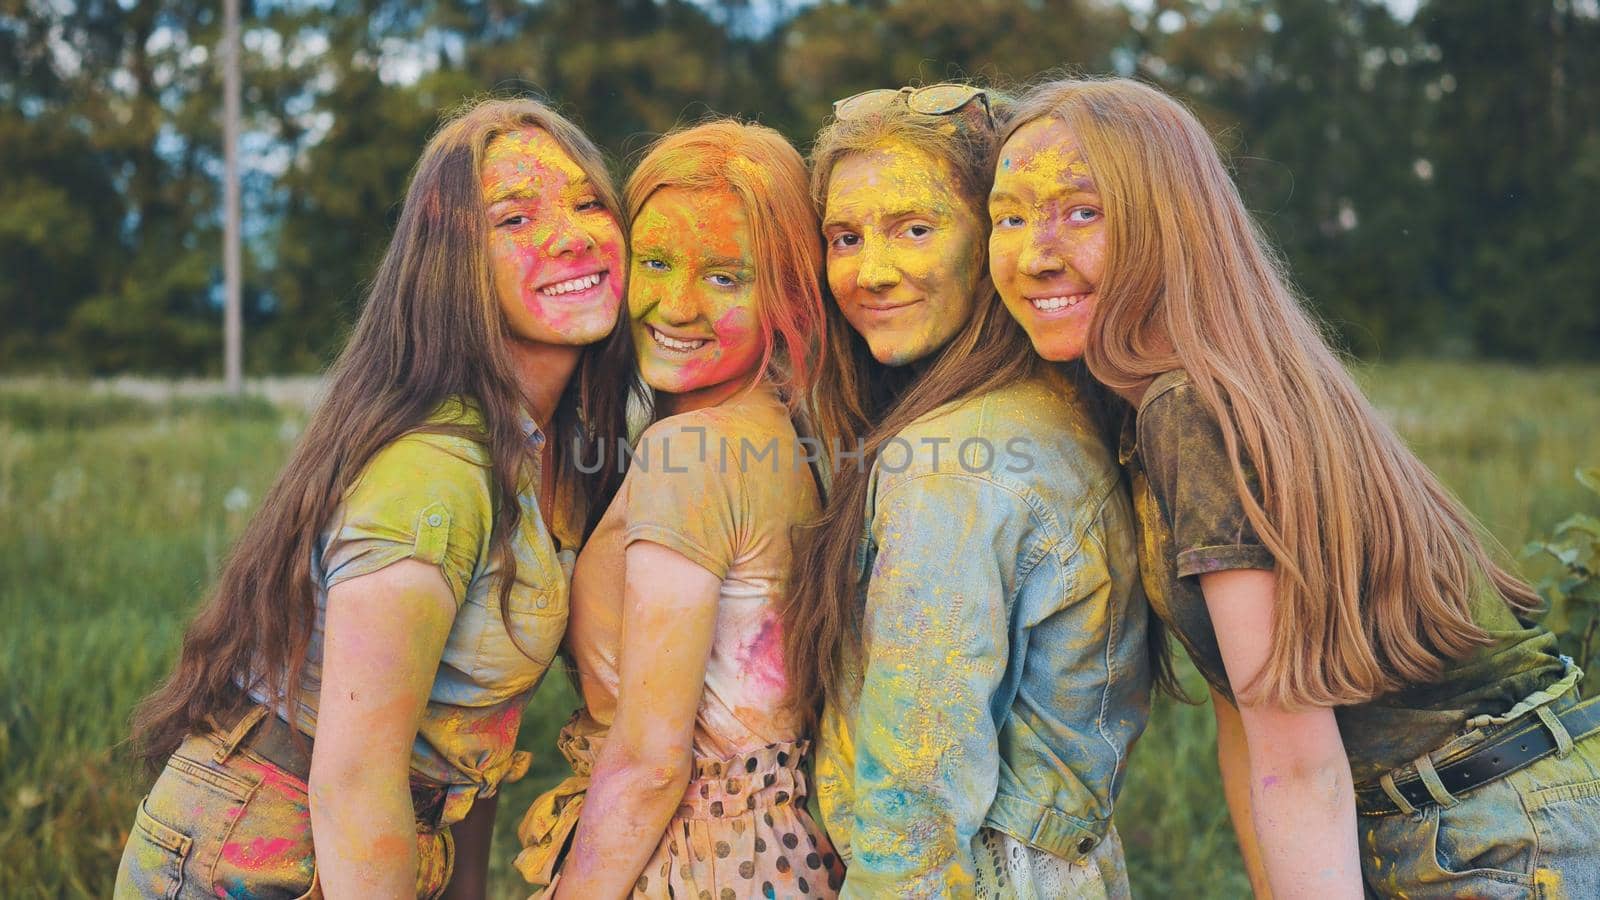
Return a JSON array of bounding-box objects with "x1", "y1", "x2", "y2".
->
[
  {"x1": 672, "y1": 306, "x2": 759, "y2": 388},
  {"x1": 1261, "y1": 775, "x2": 1281, "y2": 789},
  {"x1": 462, "y1": 702, "x2": 523, "y2": 745},
  {"x1": 234, "y1": 757, "x2": 309, "y2": 807},
  {"x1": 736, "y1": 614, "x2": 787, "y2": 696},
  {"x1": 221, "y1": 836, "x2": 297, "y2": 869}
]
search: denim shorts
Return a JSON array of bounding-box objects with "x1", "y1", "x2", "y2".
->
[
  {"x1": 114, "y1": 728, "x2": 453, "y2": 899},
  {"x1": 1360, "y1": 695, "x2": 1600, "y2": 899}
]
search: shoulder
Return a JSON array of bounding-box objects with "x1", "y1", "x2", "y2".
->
[
  {"x1": 879, "y1": 370, "x2": 1118, "y2": 506},
  {"x1": 636, "y1": 386, "x2": 799, "y2": 468},
  {"x1": 1136, "y1": 369, "x2": 1210, "y2": 433},
  {"x1": 349, "y1": 402, "x2": 493, "y2": 500}
]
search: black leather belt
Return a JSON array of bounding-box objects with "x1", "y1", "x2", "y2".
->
[
  {"x1": 1355, "y1": 694, "x2": 1600, "y2": 817},
  {"x1": 209, "y1": 703, "x2": 450, "y2": 829}
]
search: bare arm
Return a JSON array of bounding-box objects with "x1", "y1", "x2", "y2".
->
[
  {"x1": 552, "y1": 541, "x2": 720, "y2": 899},
  {"x1": 1201, "y1": 568, "x2": 1361, "y2": 899},
  {"x1": 1210, "y1": 687, "x2": 1273, "y2": 899},
  {"x1": 440, "y1": 793, "x2": 495, "y2": 900},
  {"x1": 311, "y1": 559, "x2": 457, "y2": 898}
]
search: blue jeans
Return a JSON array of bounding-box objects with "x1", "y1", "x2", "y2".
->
[
  {"x1": 114, "y1": 724, "x2": 453, "y2": 899},
  {"x1": 1360, "y1": 695, "x2": 1600, "y2": 898}
]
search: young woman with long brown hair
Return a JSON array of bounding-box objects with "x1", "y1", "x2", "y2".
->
[
  {"x1": 783, "y1": 85, "x2": 1151, "y2": 897},
  {"x1": 513, "y1": 119, "x2": 845, "y2": 899},
  {"x1": 989, "y1": 76, "x2": 1600, "y2": 898},
  {"x1": 115, "y1": 96, "x2": 633, "y2": 898}
]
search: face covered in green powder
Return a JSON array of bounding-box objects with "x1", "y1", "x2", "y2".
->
[
  {"x1": 628, "y1": 187, "x2": 765, "y2": 412},
  {"x1": 822, "y1": 139, "x2": 988, "y2": 367},
  {"x1": 481, "y1": 127, "x2": 626, "y2": 348}
]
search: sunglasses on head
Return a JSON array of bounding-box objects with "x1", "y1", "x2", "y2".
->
[{"x1": 831, "y1": 83, "x2": 995, "y2": 128}]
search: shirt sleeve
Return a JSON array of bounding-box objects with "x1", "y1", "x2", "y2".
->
[
  {"x1": 620, "y1": 419, "x2": 742, "y2": 579},
  {"x1": 1137, "y1": 382, "x2": 1276, "y2": 578},
  {"x1": 841, "y1": 473, "x2": 1014, "y2": 899},
  {"x1": 321, "y1": 432, "x2": 494, "y2": 608}
]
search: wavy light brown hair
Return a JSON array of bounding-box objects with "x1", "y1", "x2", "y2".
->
[
  {"x1": 1004, "y1": 77, "x2": 1540, "y2": 707},
  {"x1": 130, "y1": 97, "x2": 637, "y2": 769},
  {"x1": 782, "y1": 88, "x2": 1042, "y2": 732},
  {"x1": 624, "y1": 119, "x2": 826, "y2": 411}
]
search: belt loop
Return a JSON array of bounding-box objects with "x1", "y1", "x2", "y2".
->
[
  {"x1": 1414, "y1": 752, "x2": 1459, "y2": 809},
  {"x1": 1536, "y1": 705, "x2": 1575, "y2": 758},
  {"x1": 1378, "y1": 773, "x2": 1417, "y2": 816},
  {"x1": 214, "y1": 705, "x2": 270, "y2": 764}
]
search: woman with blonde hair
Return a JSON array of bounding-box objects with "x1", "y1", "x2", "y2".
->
[
  {"x1": 116, "y1": 96, "x2": 633, "y2": 898},
  {"x1": 989, "y1": 75, "x2": 1600, "y2": 897},
  {"x1": 784, "y1": 84, "x2": 1150, "y2": 897},
  {"x1": 514, "y1": 118, "x2": 845, "y2": 899}
]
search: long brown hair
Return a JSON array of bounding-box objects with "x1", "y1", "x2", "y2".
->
[
  {"x1": 783, "y1": 89, "x2": 1040, "y2": 732},
  {"x1": 624, "y1": 119, "x2": 826, "y2": 412},
  {"x1": 1004, "y1": 77, "x2": 1541, "y2": 708},
  {"x1": 130, "y1": 97, "x2": 637, "y2": 769}
]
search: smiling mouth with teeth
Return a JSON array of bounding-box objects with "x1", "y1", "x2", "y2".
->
[
  {"x1": 538, "y1": 272, "x2": 605, "y2": 297},
  {"x1": 1029, "y1": 294, "x2": 1089, "y2": 312},
  {"x1": 648, "y1": 326, "x2": 711, "y2": 353}
]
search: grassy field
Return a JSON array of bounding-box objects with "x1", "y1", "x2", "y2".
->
[{"x1": 3, "y1": 361, "x2": 1598, "y2": 898}]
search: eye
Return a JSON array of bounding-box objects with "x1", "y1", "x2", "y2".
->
[
  {"x1": 1068, "y1": 206, "x2": 1101, "y2": 224},
  {"x1": 829, "y1": 232, "x2": 860, "y2": 251},
  {"x1": 576, "y1": 198, "x2": 604, "y2": 212},
  {"x1": 498, "y1": 214, "x2": 528, "y2": 227},
  {"x1": 996, "y1": 213, "x2": 1025, "y2": 229},
  {"x1": 904, "y1": 224, "x2": 933, "y2": 238},
  {"x1": 708, "y1": 273, "x2": 737, "y2": 287},
  {"x1": 641, "y1": 258, "x2": 669, "y2": 272}
]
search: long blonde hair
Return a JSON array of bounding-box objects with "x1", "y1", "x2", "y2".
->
[
  {"x1": 1004, "y1": 77, "x2": 1540, "y2": 707},
  {"x1": 624, "y1": 119, "x2": 826, "y2": 410}
]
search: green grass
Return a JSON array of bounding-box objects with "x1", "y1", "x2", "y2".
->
[{"x1": 3, "y1": 362, "x2": 1598, "y2": 898}]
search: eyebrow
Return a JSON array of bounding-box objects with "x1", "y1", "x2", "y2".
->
[
  {"x1": 483, "y1": 175, "x2": 593, "y2": 206},
  {"x1": 822, "y1": 207, "x2": 941, "y2": 230}
]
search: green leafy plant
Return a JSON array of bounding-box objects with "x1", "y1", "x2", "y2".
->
[{"x1": 1524, "y1": 467, "x2": 1600, "y2": 692}]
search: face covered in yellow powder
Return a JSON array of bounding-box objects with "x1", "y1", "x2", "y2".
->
[
  {"x1": 628, "y1": 188, "x2": 764, "y2": 410},
  {"x1": 823, "y1": 140, "x2": 987, "y2": 367},
  {"x1": 481, "y1": 127, "x2": 626, "y2": 347},
  {"x1": 988, "y1": 118, "x2": 1108, "y2": 363}
]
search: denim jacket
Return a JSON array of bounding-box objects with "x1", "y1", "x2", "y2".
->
[{"x1": 814, "y1": 368, "x2": 1151, "y2": 898}]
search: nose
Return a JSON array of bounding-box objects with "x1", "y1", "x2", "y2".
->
[
  {"x1": 546, "y1": 212, "x2": 595, "y2": 258},
  {"x1": 855, "y1": 240, "x2": 900, "y2": 292},
  {"x1": 1018, "y1": 229, "x2": 1065, "y2": 279},
  {"x1": 651, "y1": 281, "x2": 700, "y2": 326}
]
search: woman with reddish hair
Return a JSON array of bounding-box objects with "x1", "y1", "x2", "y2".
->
[{"x1": 515, "y1": 119, "x2": 844, "y2": 899}]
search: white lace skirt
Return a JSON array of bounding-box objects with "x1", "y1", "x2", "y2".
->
[{"x1": 971, "y1": 824, "x2": 1130, "y2": 899}]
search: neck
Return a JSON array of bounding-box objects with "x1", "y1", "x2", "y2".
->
[
  {"x1": 660, "y1": 373, "x2": 762, "y2": 417},
  {"x1": 507, "y1": 338, "x2": 583, "y2": 427}
]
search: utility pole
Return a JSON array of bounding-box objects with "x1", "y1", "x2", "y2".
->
[{"x1": 223, "y1": 0, "x2": 243, "y2": 396}]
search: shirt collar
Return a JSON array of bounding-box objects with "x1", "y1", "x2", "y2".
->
[{"x1": 518, "y1": 410, "x2": 547, "y2": 451}]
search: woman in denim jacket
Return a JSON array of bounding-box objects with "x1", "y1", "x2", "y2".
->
[{"x1": 781, "y1": 83, "x2": 1151, "y2": 898}]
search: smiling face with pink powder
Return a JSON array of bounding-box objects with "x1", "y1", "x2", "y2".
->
[
  {"x1": 628, "y1": 187, "x2": 764, "y2": 413},
  {"x1": 481, "y1": 127, "x2": 625, "y2": 347}
]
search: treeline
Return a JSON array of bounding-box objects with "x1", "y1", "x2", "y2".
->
[{"x1": 2, "y1": 0, "x2": 1597, "y2": 373}]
